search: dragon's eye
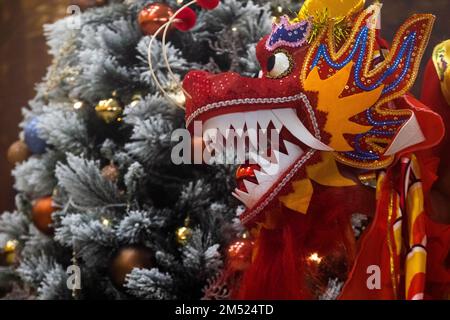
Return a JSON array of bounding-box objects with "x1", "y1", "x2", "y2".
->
[{"x1": 267, "y1": 50, "x2": 293, "y2": 79}]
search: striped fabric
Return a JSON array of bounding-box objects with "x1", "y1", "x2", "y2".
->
[
  {"x1": 375, "y1": 154, "x2": 427, "y2": 300},
  {"x1": 403, "y1": 155, "x2": 427, "y2": 300},
  {"x1": 389, "y1": 155, "x2": 427, "y2": 300}
]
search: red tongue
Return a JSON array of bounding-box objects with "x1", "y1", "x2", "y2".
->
[
  {"x1": 236, "y1": 164, "x2": 259, "y2": 192},
  {"x1": 236, "y1": 165, "x2": 257, "y2": 179}
]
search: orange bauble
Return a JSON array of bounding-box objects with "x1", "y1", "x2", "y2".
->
[
  {"x1": 7, "y1": 140, "x2": 30, "y2": 164},
  {"x1": 138, "y1": 3, "x2": 174, "y2": 37},
  {"x1": 32, "y1": 197, "x2": 56, "y2": 235}
]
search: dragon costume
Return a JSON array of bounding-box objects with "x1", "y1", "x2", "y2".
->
[{"x1": 182, "y1": 0, "x2": 450, "y2": 299}]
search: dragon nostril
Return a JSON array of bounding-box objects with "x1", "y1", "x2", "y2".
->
[
  {"x1": 267, "y1": 55, "x2": 276, "y2": 72},
  {"x1": 253, "y1": 71, "x2": 263, "y2": 78}
]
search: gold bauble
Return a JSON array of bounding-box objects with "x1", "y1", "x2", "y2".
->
[
  {"x1": 0, "y1": 240, "x2": 18, "y2": 266},
  {"x1": 95, "y1": 98, "x2": 123, "y2": 124},
  {"x1": 176, "y1": 226, "x2": 193, "y2": 245},
  {"x1": 7, "y1": 140, "x2": 30, "y2": 164},
  {"x1": 130, "y1": 93, "x2": 143, "y2": 108}
]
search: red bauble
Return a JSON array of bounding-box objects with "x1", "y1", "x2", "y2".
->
[
  {"x1": 227, "y1": 238, "x2": 254, "y2": 271},
  {"x1": 197, "y1": 0, "x2": 220, "y2": 10},
  {"x1": 138, "y1": 3, "x2": 175, "y2": 37},
  {"x1": 173, "y1": 7, "x2": 197, "y2": 32},
  {"x1": 32, "y1": 196, "x2": 56, "y2": 235}
]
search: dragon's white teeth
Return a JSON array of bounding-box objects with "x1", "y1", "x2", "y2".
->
[
  {"x1": 205, "y1": 113, "x2": 243, "y2": 138},
  {"x1": 263, "y1": 148, "x2": 294, "y2": 176},
  {"x1": 216, "y1": 132, "x2": 226, "y2": 151},
  {"x1": 229, "y1": 114, "x2": 245, "y2": 132},
  {"x1": 234, "y1": 128, "x2": 245, "y2": 138},
  {"x1": 245, "y1": 113, "x2": 259, "y2": 150},
  {"x1": 203, "y1": 130, "x2": 213, "y2": 152},
  {"x1": 205, "y1": 110, "x2": 288, "y2": 149},
  {"x1": 284, "y1": 140, "x2": 303, "y2": 157},
  {"x1": 278, "y1": 148, "x2": 294, "y2": 167},
  {"x1": 272, "y1": 109, "x2": 332, "y2": 151},
  {"x1": 248, "y1": 151, "x2": 259, "y2": 165},
  {"x1": 249, "y1": 151, "x2": 271, "y2": 168},
  {"x1": 203, "y1": 126, "x2": 229, "y2": 155},
  {"x1": 233, "y1": 188, "x2": 256, "y2": 208},
  {"x1": 207, "y1": 118, "x2": 227, "y2": 138},
  {"x1": 256, "y1": 112, "x2": 273, "y2": 130},
  {"x1": 213, "y1": 122, "x2": 229, "y2": 139},
  {"x1": 206, "y1": 108, "x2": 316, "y2": 210},
  {"x1": 256, "y1": 128, "x2": 269, "y2": 151},
  {"x1": 223, "y1": 128, "x2": 231, "y2": 141},
  {"x1": 269, "y1": 112, "x2": 284, "y2": 130},
  {"x1": 210, "y1": 114, "x2": 241, "y2": 140},
  {"x1": 262, "y1": 162, "x2": 281, "y2": 176},
  {"x1": 272, "y1": 149, "x2": 281, "y2": 163},
  {"x1": 218, "y1": 126, "x2": 229, "y2": 138},
  {"x1": 254, "y1": 170, "x2": 271, "y2": 185},
  {"x1": 243, "y1": 179, "x2": 259, "y2": 193}
]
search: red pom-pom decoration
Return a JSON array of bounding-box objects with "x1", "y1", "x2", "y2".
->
[
  {"x1": 173, "y1": 7, "x2": 197, "y2": 32},
  {"x1": 196, "y1": 0, "x2": 220, "y2": 10}
]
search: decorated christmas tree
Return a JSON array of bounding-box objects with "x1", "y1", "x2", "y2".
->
[{"x1": 0, "y1": 0, "x2": 278, "y2": 299}]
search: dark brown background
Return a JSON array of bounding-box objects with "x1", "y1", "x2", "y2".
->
[{"x1": 0, "y1": 0, "x2": 449, "y2": 212}]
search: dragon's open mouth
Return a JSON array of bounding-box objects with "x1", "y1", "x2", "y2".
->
[{"x1": 195, "y1": 95, "x2": 325, "y2": 225}]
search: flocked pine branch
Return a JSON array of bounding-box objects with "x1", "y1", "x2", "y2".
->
[{"x1": 55, "y1": 153, "x2": 123, "y2": 208}]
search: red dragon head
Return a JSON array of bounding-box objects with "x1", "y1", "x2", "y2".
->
[{"x1": 182, "y1": 2, "x2": 442, "y2": 228}]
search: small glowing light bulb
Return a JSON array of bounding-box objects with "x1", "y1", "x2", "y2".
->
[
  {"x1": 307, "y1": 252, "x2": 323, "y2": 264},
  {"x1": 102, "y1": 218, "x2": 110, "y2": 227},
  {"x1": 73, "y1": 101, "x2": 84, "y2": 110}
]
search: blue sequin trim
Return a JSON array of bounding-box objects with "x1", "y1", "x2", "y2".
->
[
  {"x1": 366, "y1": 109, "x2": 405, "y2": 126},
  {"x1": 310, "y1": 26, "x2": 417, "y2": 95}
]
